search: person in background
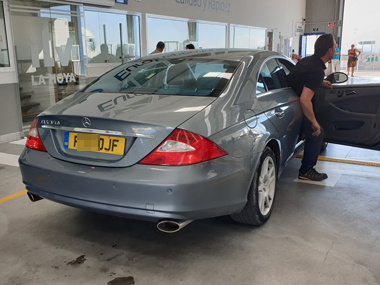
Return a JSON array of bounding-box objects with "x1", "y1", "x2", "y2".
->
[
  {"x1": 347, "y1": 44, "x2": 361, "y2": 77},
  {"x1": 291, "y1": 49, "x2": 300, "y2": 63},
  {"x1": 186, "y1": 43, "x2": 195, "y2": 49},
  {"x1": 150, "y1": 41, "x2": 165, "y2": 55},
  {"x1": 89, "y1": 44, "x2": 119, "y2": 63},
  {"x1": 287, "y1": 34, "x2": 336, "y2": 181},
  {"x1": 331, "y1": 42, "x2": 341, "y2": 73}
]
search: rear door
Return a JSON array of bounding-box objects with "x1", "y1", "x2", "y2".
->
[
  {"x1": 256, "y1": 57, "x2": 303, "y2": 168},
  {"x1": 314, "y1": 81, "x2": 380, "y2": 150}
]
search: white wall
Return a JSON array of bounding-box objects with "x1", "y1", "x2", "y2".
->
[
  {"x1": 113, "y1": 0, "x2": 306, "y2": 55},
  {"x1": 305, "y1": 0, "x2": 342, "y2": 38}
]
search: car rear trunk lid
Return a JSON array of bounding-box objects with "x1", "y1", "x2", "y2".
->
[{"x1": 36, "y1": 92, "x2": 215, "y2": 167}]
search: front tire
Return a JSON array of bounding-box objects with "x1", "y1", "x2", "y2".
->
[{"x1": 231, "y1": 147, "x2": 277, "y2": 226}]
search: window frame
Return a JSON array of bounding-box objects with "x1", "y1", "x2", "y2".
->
[
  {"x1": 0, "y1": 0, "x2": 17, "y2": 84},
  {"x1": 84, "y1": 6, "x2": 142, "y2": 66},
  {"x1": 229, "y1": 24, "x2": 266, "y2": 49},
  {"x1": 256, "y1": 56, "x2": 292, "y2": 95},
  {"x1": 146, "y1": 13, "x2": 228, "y2": 54}
]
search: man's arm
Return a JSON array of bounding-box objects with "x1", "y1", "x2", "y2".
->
[{"x1": 299, "y1": 86, "x2": 321, "y2": 137}]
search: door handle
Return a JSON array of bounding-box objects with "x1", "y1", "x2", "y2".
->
[
  {"x1": 345, "y1": 91, "x2": 357, "y2": 96},
  {"x1": 275, "y1": 108, "x2": 285, "y2": 118}
]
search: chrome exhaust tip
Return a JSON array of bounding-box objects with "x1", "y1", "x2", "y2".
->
[
  {"x1": 27, "y1": 192, "x2": 43, "y2": 202},
  {"x1": 157, "y1": 220, "x2": 193, "y2": 233}
]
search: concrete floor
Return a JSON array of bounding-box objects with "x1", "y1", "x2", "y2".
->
[{"x1": 1, "y1": 139, "x2": 380, "y2": 285}]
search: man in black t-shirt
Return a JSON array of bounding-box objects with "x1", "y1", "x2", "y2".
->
[{"x1": 287, "y1": 34, "x2": 335, "y2": 181}]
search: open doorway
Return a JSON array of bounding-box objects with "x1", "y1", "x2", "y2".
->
[{"x1": 342, "y1": 0, "x2": 380, "y2": 74}]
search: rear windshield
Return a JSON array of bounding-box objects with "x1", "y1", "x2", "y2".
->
[{"x1": 83, "y1": 58, "x2": 239, "y2": 97}]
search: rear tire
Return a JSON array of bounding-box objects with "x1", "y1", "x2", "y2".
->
[
  {"x1": 231, "y1": 147, "x2": 277, "y2": 226},
  {"x1": 320, "y1": 140, "x2": 328, "y2": 152}
]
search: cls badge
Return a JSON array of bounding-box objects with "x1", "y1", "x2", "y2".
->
[
  {"x1": 41, "y1": 119, "x2": 60, "y2": 125},
  {"x1": 82, "y1": 117, "x2": 91, "y2": 128}
]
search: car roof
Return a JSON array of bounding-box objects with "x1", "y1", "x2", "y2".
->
[{"x1": 146, "y1": 48, "x2": 282, "y2": 62}]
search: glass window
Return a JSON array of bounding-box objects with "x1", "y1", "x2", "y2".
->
[
  {"x1": 146, "y1": 17, "x2": 189, "y2": 53},
  {"x1": 277, "y1": 58, "x2": 294, "y2": 75},
  {"x1": 83, "y1": 57, "x2": 238, "y2": 97},
  {"x1": 278, "y1": 58, "x2": 295, "y2": 75},
  {"x1": 197, "y1": 22, "x2": 226, "y2": 49},
  {"x1": 146, "y1": 17, "x2": 226, "y2": 53},
  {"x1": 0, "y1": 2, "x2": 10, "y2": 67},
  {"x1": 85, "y1": 11, "x2": 140, "y2": 64},
  {"x1": 10, "y1": 0, "x2": 87, "y2": 127},
  {"x1": 259, "y1": 59, "x2": 287, "y2": 91},
  {"x1": 256, "y1": 75, "x2": 266, "y2": 94},
  {"x1": 230, "y1": 26, "x2": 266, "y2": 50}
]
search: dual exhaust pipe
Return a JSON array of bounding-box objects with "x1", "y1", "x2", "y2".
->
[{"x1": 27, "y1": 191, "x2": 191, "y2": 233}]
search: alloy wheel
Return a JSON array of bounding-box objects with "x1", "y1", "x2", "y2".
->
[{"x1": 258, "y1": 156, "x2": 276, "y2": 216}]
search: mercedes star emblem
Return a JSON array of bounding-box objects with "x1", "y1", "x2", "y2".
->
[{"x1": 82, "y1": 117, "x2": 91, "y2": 128}]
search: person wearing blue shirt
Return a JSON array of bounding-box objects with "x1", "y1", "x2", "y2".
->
[{"x1": 331, "y1": 43, "x2": 341, "y2": 73}]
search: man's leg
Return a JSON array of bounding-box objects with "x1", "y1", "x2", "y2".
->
[
  {"x1": 333, "y1": 60, "x2": 339, "y2": 72},
  {"x1": 299, "y1": 117, "x2": 328, "y2": 180},
  {"x1": 325, "y1": 62, "x2": 332, "y2": 76}
]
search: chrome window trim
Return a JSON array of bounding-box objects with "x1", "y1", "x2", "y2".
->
[{"x1": 41, "y1": 125, "x2": 155, "y2": 139}]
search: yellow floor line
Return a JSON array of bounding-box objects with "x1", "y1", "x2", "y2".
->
[
  {"x1": 0, "y1": 190, "x2": 27, "y2": 204},
  {"x1": 296, "y1": 154, "x2": 380, "y2": 167}
]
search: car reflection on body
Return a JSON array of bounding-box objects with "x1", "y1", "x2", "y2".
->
[{"x1": 19, "y1": 48, "x2": 359, "y2": 233}]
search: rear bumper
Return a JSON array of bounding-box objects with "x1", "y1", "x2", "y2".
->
[{"x1": 19, "y1": 149, "x2": 256, "y2": 222}]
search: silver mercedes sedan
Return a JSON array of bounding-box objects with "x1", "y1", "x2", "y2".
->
[{"x1": 19, "y1": 48, "x2": 364, "y2": 233}]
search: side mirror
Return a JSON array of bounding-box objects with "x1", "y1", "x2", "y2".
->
[{"x1": 325, "y1": 72, "x2": 348, "y2": 84}]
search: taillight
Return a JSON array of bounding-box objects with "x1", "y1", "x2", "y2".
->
[
  {"x1": 25, "y1": 118, "x2": 47, "y2": 152},
  {"x1": 138, "y1": 129, "x2": 227, "y2": 166}
]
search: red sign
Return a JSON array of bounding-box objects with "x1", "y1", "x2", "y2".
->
[{"x1": 327, "y1": 22, "x2": 337, "y2": 29}]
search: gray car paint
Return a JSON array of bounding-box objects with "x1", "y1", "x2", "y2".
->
[
  {"x1": 19, "y1": 49, "x2": 303, "y2": 222},
  {"x1": 38, "y1": 94, "x2": 216, "y2": 167}
]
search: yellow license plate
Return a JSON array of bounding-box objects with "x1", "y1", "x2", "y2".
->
[{"x1": 66, "y1": 132, "x2": 125, "y2": 156}]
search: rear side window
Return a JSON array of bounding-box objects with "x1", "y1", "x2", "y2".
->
[
  {"x1": 277, "y1": 58, "x2": 295, "y2": 75},
  {"x1": 83, "y1": 58, "x2": 238, "y2": 97},
  {"x1": 258, "y1": 58, "x2": 288, "y2": 92}
]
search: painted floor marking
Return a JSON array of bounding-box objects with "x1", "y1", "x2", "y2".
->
[
  {"x1": 0, "y1": 190, "x2": 27, "y2": 204},
  {"x1": 0, "y1": 152, "x2": 20, "y2": 167},
  {"x1": 296, "y1": 154, "x2": 380, "y2": 167}
]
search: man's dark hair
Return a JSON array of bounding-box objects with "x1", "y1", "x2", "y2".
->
[
  {"x1": 186, "y1": 43, "x2": 195, "y2": 49},
  {"x1": 156, "y1": 41, "x2": 165, "y2": 49},
  {"x1": 314, "y1": 34, "x2": 335, "y2": 57}
]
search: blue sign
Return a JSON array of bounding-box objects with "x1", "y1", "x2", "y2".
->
[{"x1": 115, "y1": 0, "x2": 128, "y2": 4}]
